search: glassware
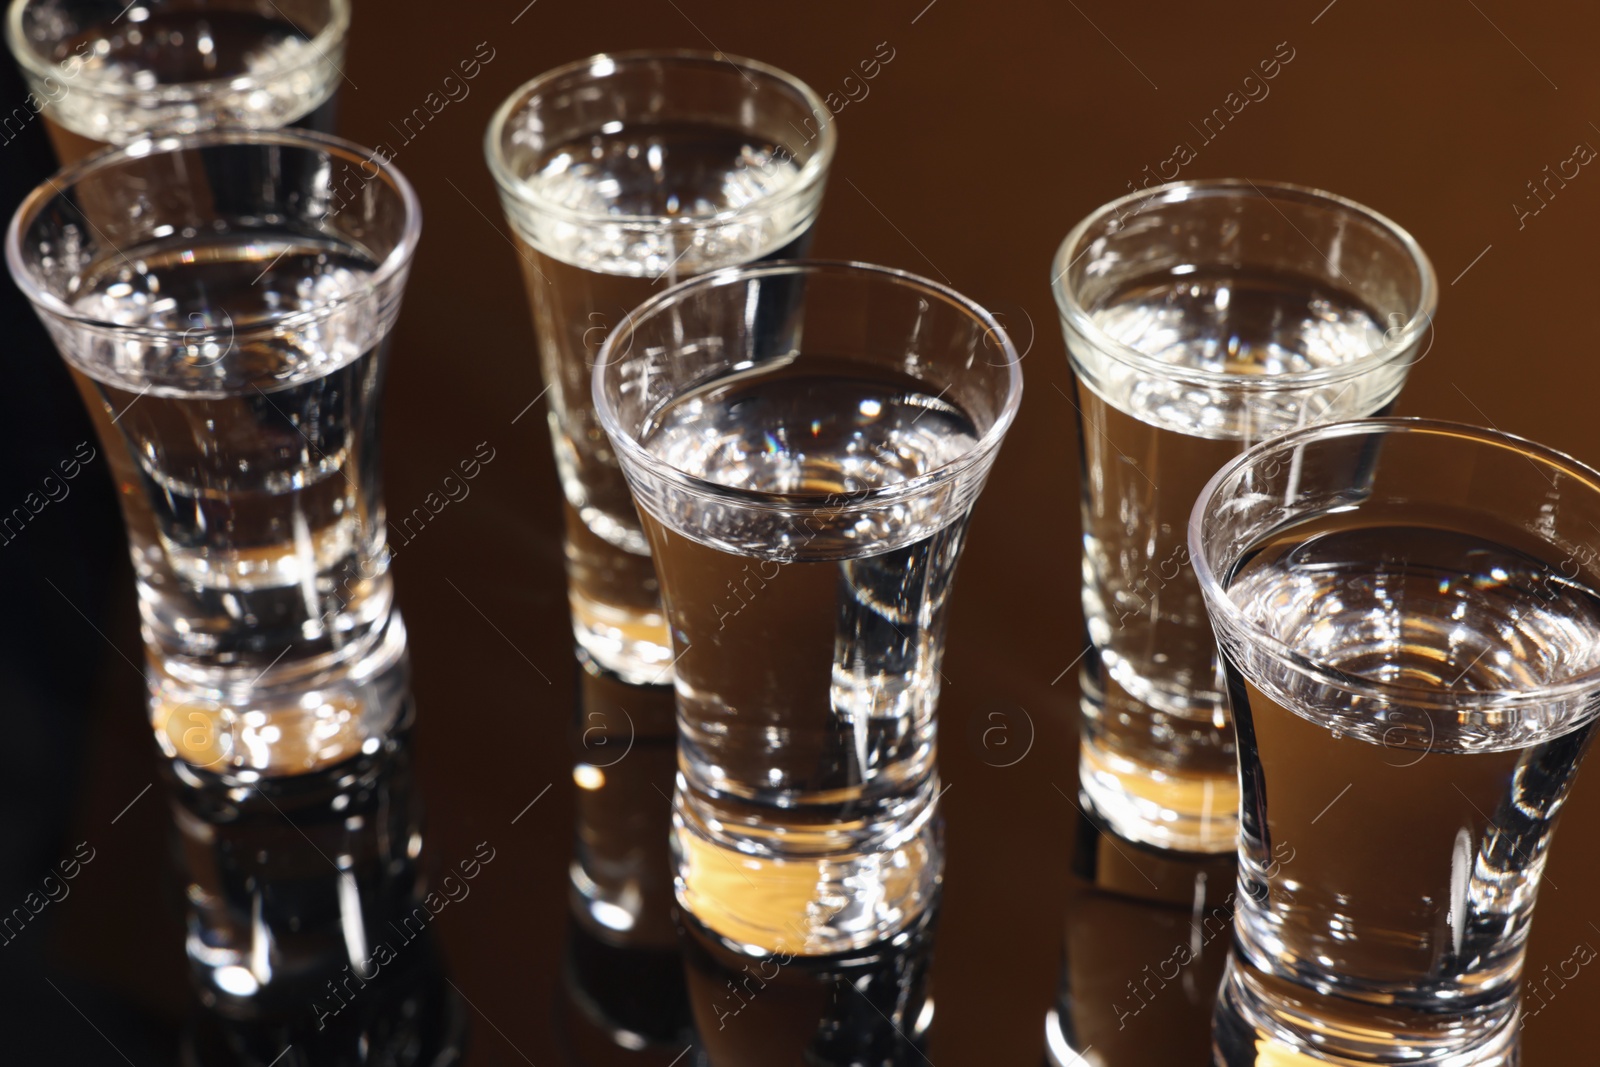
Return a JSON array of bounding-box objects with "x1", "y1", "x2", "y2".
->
[
  {"x1": 6, "y1": 0, "x2": 348, "y2": 165},
  {"x1": 485, "y1": 50, "x2": 835, "y2": 685},
  {"x1": 1190, "y1": 417, "x2": 1600, "y2": 1066},
  {"x1": 1051, "y1": 179, "x2": 1436, "y2": 853},
  {"x1": 6, "y1": 129, "x2": 419, "y2": 776},
  {"x1": 594, "y1": 260, "x2": 1022, "y2": 956}
]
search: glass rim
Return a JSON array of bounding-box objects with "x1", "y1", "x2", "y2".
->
[
  {"x1": 1189, "y1": 416, "x2": 1600, "y2": 711},
  {"x1": 5, "y1": 126, "x2": 421, "y2": 345},
  {"x1": 5, "y1": 0, "x2": 352, "y2": 101},
  {"x1": 1051, "y1": 178, "x2": 1439, "y2": 393},
  {"x1": 593, "y1": 258, "x2": 1024, "y2": 514},
  {"x1": 484, "y1": 48, "x2": 837, "y2": 231}
]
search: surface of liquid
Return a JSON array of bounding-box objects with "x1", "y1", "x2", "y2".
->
[
  {"x1": 500, "y1": 118, "x2": 816, "y2": 681},
  {"x1": 1095, "y1": 268, "x2": 1389, "y2": 377},
  {"x1": 53, "y1": 10, "x2": 308, "y2": 82},
  {"x1": 71, "y1": 237, "x2": 392, "y2": 683},
  {"x1": 32, "y1": 7, "x2": 340, "y2": 145},
  {"x1": 1220, "y1": 514, "x2": 1600, "y2": 1054},
  {"x1": 638, "y1": 359, "x2": 974, "y2": 953},
  {"x1": 1071, "y1": 265, "x2": 1399, "y2": 852},
  {"x1": 513, "y1": 121, "x2": 808, "y2": 275},
  {"x1": 643, "y1": 357, "x2": 979, "y2": 499}
]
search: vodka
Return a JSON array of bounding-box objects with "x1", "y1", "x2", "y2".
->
[
  {"x1": 1216, "y1": 513, "x2": 1600, "y2": 1060},
  {"x1": 499, "y1": 117, "x2": 814, "y2": 682},
  {"x1": 638, "y1": 358, "x2": 976, "y2": 954},
  {"x1": 65, "y1": 233, "x2": 407, "y2": 772},
  {"x1": 11, "y1": 1, "x2": 343, "y2": 164},
  {"x1": 1074, "y1": 265, "x2": 1396, "y2": 851}
]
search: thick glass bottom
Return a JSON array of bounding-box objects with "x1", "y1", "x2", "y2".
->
[
  {"x1": 150, "y1": 612, "x2": 411, "y2": 779},
  {"x1": 1079, "y1": 735, "x2": 1238, "y2": 854},
  {"x1": 1212, "y1": 957, "x2": 1520, "y2": 1067},
  {"x1": 673, "y1": 784, "x2": 943, "y2": 957},
  {"x1": 570, "y1": 585, "x2": 673, "y2": 686}
]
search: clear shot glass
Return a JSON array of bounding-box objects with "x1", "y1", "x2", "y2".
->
[
  {"x1": 6, "y1": 129, "x2": 419, "y2": 777},
  {"x1": 486, "y1": 50, "x2": 835, "y2": 685},
  {"x1": 594, "y1": 261, "x2": 1021, "y2": 955},
  {"x1": 1051, "y1": 179, "x2": 1436, "y2": 853},
  {"x1": 6, "y1": 0, "x2": 349, "y2": 165},
  {"x1": 1191, "y1": 417, "x2": 1600, "y2": 1066}
]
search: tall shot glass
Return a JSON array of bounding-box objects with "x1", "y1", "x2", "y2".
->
[
  {"x1": 1191, "y1": 418, "x2": 1600, "y2": 1066},
  {"x1": 6, "y1": 129, "x2": 420, "y2": 776},
  {"x1": 6, "y1": 0, "x2": 349, "y2": 165},
  {"x1": 594, "y1": 262, "x2": 1022, "y2": 954},
  {"x1": 1051, "y1": 179, "x2": 1436, "y2": 853},
  {"x1": 486, "y1": 51, "x2": 835, "y2": 685}
]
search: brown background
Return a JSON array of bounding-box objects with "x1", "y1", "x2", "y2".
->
[{"x1": 29, "y1": 0, "x2": 1600, "y2": 1063}]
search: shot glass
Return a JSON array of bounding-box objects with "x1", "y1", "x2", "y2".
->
[
  {"x1": 486, "y1": 50, "x2": 835, "y2": 685},
  {"x1": 6, "y1": 0, "x2": 349, "y2": 165},
  {"x1": 594, "y1": 261, "x2": 1021, "y2": 955},
  {"x1": 1051, "y1": 179, "x2": 1436, "y2": 853},
  {"x1": 1190, "y1": 418, "x2": 1600, "y2": 1066},
  {"x1": 7, "y1": 129, "x2": 419, "y2": 776}
]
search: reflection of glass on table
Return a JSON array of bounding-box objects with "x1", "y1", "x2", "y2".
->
[
  {"x1": 680, "y1": 904, "x2": 937, "y2": 1067},
  {"x1": 165, "y1": 676, "x2": 469, "y2": 1064},
  {"x1": 1045, "y1": 810, "x2": 1237, "y2": 1067},
  {"x1": 561, "y1": 656, "x2": 694, "y2": 1057}
]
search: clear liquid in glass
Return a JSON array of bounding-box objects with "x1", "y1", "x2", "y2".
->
[
  {"x1": 638, "y1": 357, "x2": 972, "y2": 954},
  {"x1": 1073, "y1": 264, "x2": 1395, "y2": 851},
  {"x1": 69, "y1": 234, "x2": 404, "y2": 773},
  {"x1": 1214, "y1": 512, "x2": 1600, "y2": 1064},
  {"x1": 30, "y1": 4, "x2": 341, "y2": 163},
  {"x1": 504, "y1": 119, "x2": 813, "y2": 683}
]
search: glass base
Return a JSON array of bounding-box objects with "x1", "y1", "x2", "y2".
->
[
  {"x1": 1079, "y1": 736, "x2": 1238, "y2": 854},
  {"x1": 673, "y1": 786, "x2": 943, "y2": 957},
  {"x1": 1212, "y1": 958, "x2": 1521, "y2": 1067},
  {"x1": 150, "y1": 612, "x2": 411, "y2": 779},
  {"x1": 570, "y1": 586, "x2": 674, "y2": 685}
]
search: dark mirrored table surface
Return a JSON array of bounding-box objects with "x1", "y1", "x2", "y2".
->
[{"x1": 6, "y1": 1, "x2": 1600, "y2": 1063}]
